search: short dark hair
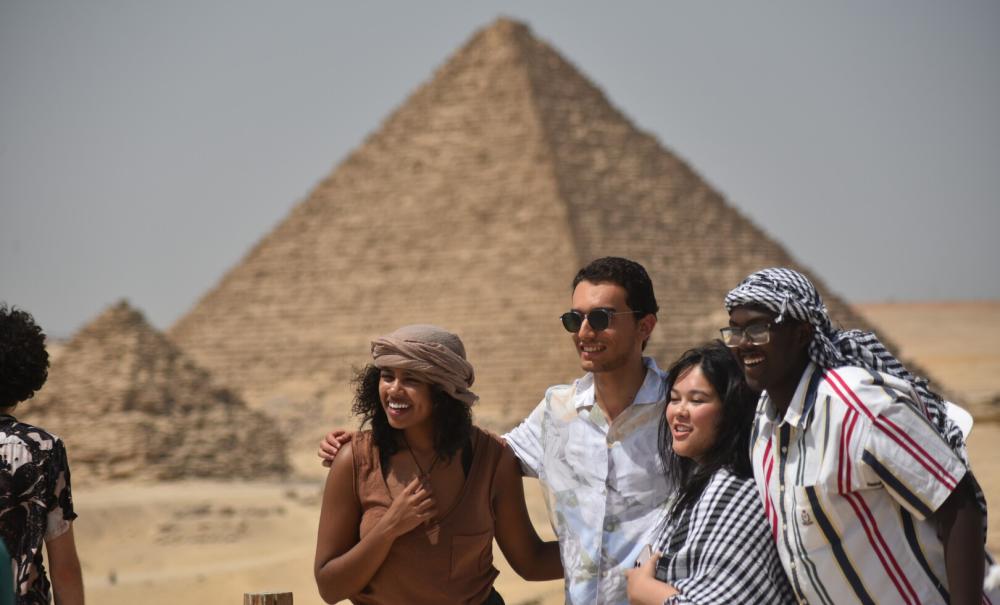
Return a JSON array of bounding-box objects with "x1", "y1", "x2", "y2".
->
[
  {"x1": 0, "y1": 304, "x2": 50, "y2": 408},
  {"x1": 572, "y1": 257, "x2": 658, "y2": 318},
  {"x1": 658, "y1": 340, "x2": 758, "y2": 513},
  {"x1": 351, "y1": 364, "x2": 472, "y2": 466}
]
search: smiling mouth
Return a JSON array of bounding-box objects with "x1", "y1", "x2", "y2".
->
[
  {"x1": 579, "y1": 343, "x2": 606, "y2": 354},
  {"x1": 672, "y1": 424, "x2": 692, "y2": 437},
  {"x1": 741, "y1": 353, "x2": 765, "y2": 368},
  {"x1": 387, "y1": 401, "x2": 411, "y2": 411}
]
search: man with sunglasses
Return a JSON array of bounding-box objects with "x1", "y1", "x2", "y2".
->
[
  {"x1": 723, "y1": 268, "x2": 997, "y2": 605},
  {"x1": 319, "y1": 257, "x2": 671, "y2": 604},
  {"x1": 503, "y1": 257, "x2": 671, "y2": 605}
]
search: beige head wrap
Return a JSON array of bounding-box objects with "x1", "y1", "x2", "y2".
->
[{"x1": 371, "y1": 324, "x2": 478, "y2": 406}]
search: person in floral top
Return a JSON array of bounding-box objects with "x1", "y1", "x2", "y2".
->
[{"x1": 0, "y1": 305, "x2": 83, "y2": 604}]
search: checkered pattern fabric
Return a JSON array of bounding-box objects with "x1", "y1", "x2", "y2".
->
[{"x1": 724, "y1": 267, "x2": 987, "y2": 523}]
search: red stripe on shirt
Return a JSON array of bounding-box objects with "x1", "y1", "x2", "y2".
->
[
  {"x1": 844, "y1": 491, "x2": 920, "y2": 604},
  {"x1": 824, "y1": 370, "x2": 957, "y2": 491},
  {"x1": 762, "y1": 440, "x2": 778, "y2": 538},
  {"x1": 827, "y1": 369, "x2": 957, "y2": 487}
]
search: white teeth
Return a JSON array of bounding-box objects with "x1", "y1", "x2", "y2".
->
[
  {"x1": 581, "y1": 344, "x2": 605, "y2": 352},
  {"x1": 673, "y1": 425, "x2": 692, "y2": 433},
  {"x1": 387, "y1": 401, "x2": 410, "y2": 410},
  {"x1": 743, "y1": 355, "x2": 764, "y2": 367}
]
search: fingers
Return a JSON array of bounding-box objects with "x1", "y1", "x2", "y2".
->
[
  {"x1": 416, "y1": 500, "x2": 438, "y2": 524},
  {"x1": 403, "y1": 476, "x2": 423, "y2": 494},
  {"x1": 335, "y1": 430, "x2": 351, "y2": 444},
  {"x1": 407, "y1": 480, "x2": 437, "y2": 518},
  {"x1": 638, "y1": 552, "x2": 661, "y2": 574},
  {"x1": 320, "y1": 433, "x2": 342, "y2": 454}
]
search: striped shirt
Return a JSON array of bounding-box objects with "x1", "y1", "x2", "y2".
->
[
  {"x1": 505, "y1": 357, "x2": 672, "y2": 605},
  {"x1": 653, "y1": 467, "x2": 795, "y2": 605},
  {"x1": 751, "y1": 362, "x2": 999, "y2": 604}
]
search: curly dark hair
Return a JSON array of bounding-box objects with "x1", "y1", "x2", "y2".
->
[
  {"x1": 351, "y1": 364, "x2": 472, "y2": 466},
  {"x1": 572, "y1": 257, "x2": 659, "y2": 318},
  {"x1": 0, "y1": 304, "x2": 50, "y2": 408},
  {"x1": 658, "y1": 340, "x2": 758, "y2": 513}
]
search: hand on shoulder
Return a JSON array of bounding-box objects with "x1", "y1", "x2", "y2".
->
[{"x1": 318, "y1": 429, "x2": 353, "y2": 467}]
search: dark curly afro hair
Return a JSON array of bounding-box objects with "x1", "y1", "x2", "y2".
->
[
  {"x1": 0, "y1": 304, "x2": 50, "y2": 408},
  {"x1": 351, "y1": 364, "x2": 472, "y2": 467}
]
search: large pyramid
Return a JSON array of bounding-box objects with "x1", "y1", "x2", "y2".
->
[
  {"x1": 169, "y1": 19, "x2": 876, "y2": 428},
  {"x1": 27, "y1": 301, "x2": 290, "y2": 482}
]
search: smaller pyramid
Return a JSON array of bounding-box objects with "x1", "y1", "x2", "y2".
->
[{"x1": 27, "y1": 301, "x2": 289, "y2": 482}]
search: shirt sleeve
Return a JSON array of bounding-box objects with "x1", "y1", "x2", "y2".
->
[
  {"x1": 43, "y1": 439, "x2": 77, "y2": 542},
  {"x1": 860, "y1": 399, "x2": 968, "y2": 520},
  {"x1": 502, "y1": 397, "x2": 547, "y2": 478}
]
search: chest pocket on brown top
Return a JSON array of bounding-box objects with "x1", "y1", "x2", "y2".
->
[{"x1": 450, "y1": 531, "x2": 492, "y2": 579}]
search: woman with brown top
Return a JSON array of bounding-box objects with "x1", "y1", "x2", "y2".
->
[{"x1": 314, "y1": 325, "x2": 562, "y2": 605}]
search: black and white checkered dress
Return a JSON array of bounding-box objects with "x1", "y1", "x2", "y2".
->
[{"x1": 653, "y1": 467, "x2": 794, "y2": 605}]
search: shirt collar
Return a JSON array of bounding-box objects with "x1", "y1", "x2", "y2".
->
[
  {"x1": 763, "y1": 361, "x2": 822, "y2": 428},
  {"x1": 572, "y1": 356, "x2": 667, "y2": 411}
]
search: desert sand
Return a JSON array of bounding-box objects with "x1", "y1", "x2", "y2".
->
[{"x1": 68, "y1": 301, "x2": 999, "y2": 604}]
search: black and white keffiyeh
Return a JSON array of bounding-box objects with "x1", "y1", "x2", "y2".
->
[{"x1": 724, "y1": 267, "x2": 987, "y2": 523}]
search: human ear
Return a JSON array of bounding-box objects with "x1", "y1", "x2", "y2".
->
[
  {"x1": 637, "y1": 313, "x2": 656, "y2": 339},
  {"x1": 794, "y1": 322, "x2": 814, "y2": 353}
]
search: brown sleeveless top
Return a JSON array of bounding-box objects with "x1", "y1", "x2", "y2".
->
[{"x1": 349, "y1": 426, "x2": 503, "y2": 605}]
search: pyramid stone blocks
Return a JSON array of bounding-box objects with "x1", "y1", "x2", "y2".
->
[
  {"x1": 27, "y1": 301, "x2": 289, "y2": 482},
  {"x1": 169, "y1": 19, "x2": 879, "y2": 429}
]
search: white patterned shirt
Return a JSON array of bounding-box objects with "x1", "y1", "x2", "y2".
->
[
  {"x1": 505, "y1": 357, "x2": 672, "y2": 605},
  {"x1": 751, "y1": 362, "x2": 1000, "y2": 604}
]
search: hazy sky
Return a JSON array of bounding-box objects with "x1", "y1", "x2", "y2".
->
[{"x1": 2, "y1": 1, "x2": 998, "y2": 338}]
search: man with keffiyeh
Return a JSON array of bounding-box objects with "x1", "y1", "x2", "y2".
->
[{"x1": 723, "y1": 267, "x2": 998, "y2": 605}]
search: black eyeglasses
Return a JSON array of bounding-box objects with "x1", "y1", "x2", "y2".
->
[
  {"x1": 719, "y1": 322, "x2": 773, "y2": 347},
  {"x1": 560, "y1": 308, "x2": 638, "y2": 333}
]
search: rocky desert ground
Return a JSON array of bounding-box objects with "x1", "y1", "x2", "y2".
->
[{"x1": 64, "y1": 301, "x2": 1000, "y2": 605}]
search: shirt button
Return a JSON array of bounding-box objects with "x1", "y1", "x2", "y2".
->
[
  {"x1": 780, "y1": 484, "x2": 785, "y2": 492},
  {"x1": 781, "y1": 446, "x2": 787, "y2": 454}
]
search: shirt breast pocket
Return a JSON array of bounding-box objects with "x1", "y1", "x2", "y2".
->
[{"x1": 792, "y1": 485, "x2": 833, "y2": 554}]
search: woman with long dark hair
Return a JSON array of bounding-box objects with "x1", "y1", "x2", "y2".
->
[
  {"x1": 626, "y1": 341, "x2": 793, "y2": 604},
  {"x1": 314, "y1": 325, "x2": 560, "y2": 605}
]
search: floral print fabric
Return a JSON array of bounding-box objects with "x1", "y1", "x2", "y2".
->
[{"x1": 0, "y1": 416, "x2": 76, "y2": 604}]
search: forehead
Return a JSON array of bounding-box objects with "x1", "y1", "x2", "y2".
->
[
  {"x1": 378, "y1": 366, "x2": 418, "y2": 377},
  {"x1": 571, "y1": 280, "x2": 628, "y2": 310},
  {"x1": 728, "y1": 305, "x2": 777, "y2": 326},
  {"x1": 672, "y1": 365, "x2": 714, "y2": 393}
]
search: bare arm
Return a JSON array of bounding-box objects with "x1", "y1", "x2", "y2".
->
[
  {"x1": 625, "y1": 553, "x2": 678, "y2": 605},
  {"x1": 46, "y1": 524, "x2": 84, "y2": 605},
  {"x1": 492, "y1": 446, "x2": 562, "y2": 581},
  {"x1": 314, "y1": 441, "x2": 437, "y2": 603},
  {"x1": 933, "y1": 473, "x2": 984, "y2": 605}
]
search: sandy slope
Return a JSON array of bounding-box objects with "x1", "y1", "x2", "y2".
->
[{"x1": 66, "y1": 301, "x2": 1000, "y2": 604}]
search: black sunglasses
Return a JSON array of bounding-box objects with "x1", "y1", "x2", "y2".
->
[{"x1": 560, "y1": 308, "x2": 639, "y2": 333}]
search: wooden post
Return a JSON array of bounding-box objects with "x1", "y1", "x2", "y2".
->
[{"x1": 243, "y1": 593, "x2": 292, "y2": 605}]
